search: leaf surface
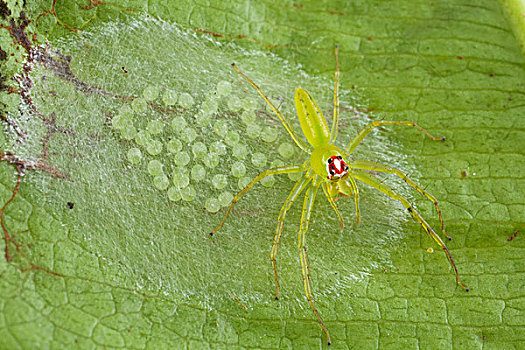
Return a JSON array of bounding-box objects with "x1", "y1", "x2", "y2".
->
[{"x1": 0, "y1": 1, "x2": 524, "y2": 349}]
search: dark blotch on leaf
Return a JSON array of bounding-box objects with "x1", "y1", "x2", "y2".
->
[{"x1": 0, "y1": 1, "x2": 11, "y2": 19}]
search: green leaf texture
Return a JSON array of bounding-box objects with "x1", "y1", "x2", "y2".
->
[{"x1": 0, "y1": 0, "x2": 524, "y2": 349}]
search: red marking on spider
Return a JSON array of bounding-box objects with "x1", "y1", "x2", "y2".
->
[{"x1": 326, "y1": 155, "x2": 348, "y2": 179}]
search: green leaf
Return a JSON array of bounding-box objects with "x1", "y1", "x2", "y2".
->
[{"x1": 1, "y1": 0, "x2": 524, "y2": 348}]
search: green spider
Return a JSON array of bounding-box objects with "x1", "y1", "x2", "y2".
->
[{"x1": 210, "y1": 45, "x2": 468, "y2": 345}]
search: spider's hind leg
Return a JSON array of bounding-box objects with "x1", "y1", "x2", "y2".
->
[{"x1": 232, "y1": 64, "x2": 310, "y2": 154}]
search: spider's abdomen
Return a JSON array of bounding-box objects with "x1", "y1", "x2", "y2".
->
[{"x1": 295, "y1": 87, "x2": 330, "y2": 148}]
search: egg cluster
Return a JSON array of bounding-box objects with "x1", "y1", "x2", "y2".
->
[{"x1": 112, "y1": 81, "x2": 299, "y2": 213}]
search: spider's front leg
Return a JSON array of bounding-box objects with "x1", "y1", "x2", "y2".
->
[
  {"x1": 271, "y1": 174, "x2": 311, "y2": 300},
  {"x1": 321, "y1": 182, "x2": 344, "y2": 228},
  {"x1": 350, "y1": 159, "x2": 450, "y2": 240},
  {"x1": 352, "y1": 169, "x2": 469, "y2": 292},
  {"x1": 323, "y1": 176, "x2": 360, "y2": 226},
  {"x1": 297, "y1": 179, "x2": 331, "y2": 345}
]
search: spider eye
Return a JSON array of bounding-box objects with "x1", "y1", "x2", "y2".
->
[
  {"x1": 330, "y1": 170, "x2": 335, "y2": 175},
  {"x1": 327, "y1": 158, "x2": 333, "y2": 164},
  {"x1": 337, "y1": 155, "x2": 342, "y2": 160}
]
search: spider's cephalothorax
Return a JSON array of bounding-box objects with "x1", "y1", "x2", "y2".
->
[{"x1": 326, "y1": 155, "x2": 348, "y2": 180}]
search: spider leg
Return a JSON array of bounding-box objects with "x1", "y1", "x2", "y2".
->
[
  {"x1": 232, "y1": 64, "x2": 311, "y2": 154},
  {"x1": 350, "y1": 159, "x2": 450, "y2": 240},
  {"x1": 297, "y1": 180, "x2": 331, "y2": 345},
  {"x1": 329, "y1": 44, "x2": 340, "y2": 143},
  {"x1": 344, "y1": 120, "x2": 446, "y2": 155},
  {"x1": 210, "y1": 165, "x2": 304, "y2": 236},
  {"x1": 346, "y1": 175, "x2": 361, "y2": 226},
  {"x1": 352, "y1": 169, "x2": 468, "y2": 292},
  {"x1": 271, "y1": 174, "x2": 312, "y2": 300},
  {"x1": 321, "y1": 182, "x2": 344, "y2": 228}
]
